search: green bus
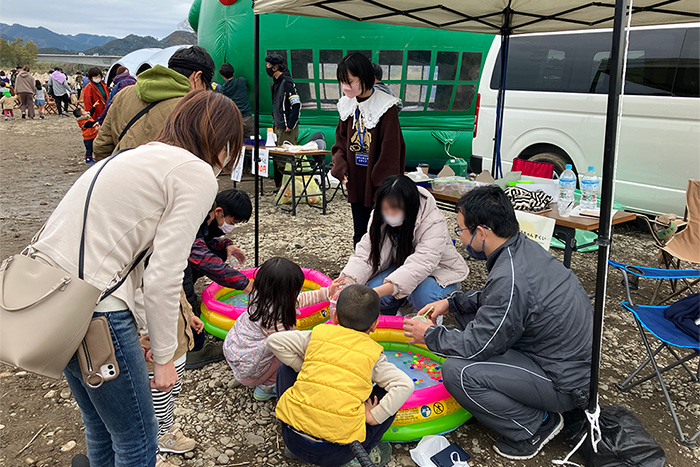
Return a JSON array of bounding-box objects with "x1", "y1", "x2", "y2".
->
[{"x1": 189, "y1": 0, "x2": 494, "y2": 169}]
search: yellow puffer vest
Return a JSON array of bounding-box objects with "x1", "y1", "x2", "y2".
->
[{"x1": 276, "y1": 324, "x2": 384, "y2": 444}]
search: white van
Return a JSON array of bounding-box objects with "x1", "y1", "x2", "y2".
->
[{"x1": 472, "y1": 24, "x2": 700, "y2": 215}]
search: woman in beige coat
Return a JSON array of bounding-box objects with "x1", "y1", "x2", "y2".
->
[{"x1": 341, "y1": 175, "x2": 469, "y2": 314}]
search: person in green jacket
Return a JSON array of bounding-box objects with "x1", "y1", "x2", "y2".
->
[
  {"x1": 216, "y1": 63, "x2": 254, "y2": 138},
  {"x1": 94, "y1": 46, "x2": 215, "y2": 160}
]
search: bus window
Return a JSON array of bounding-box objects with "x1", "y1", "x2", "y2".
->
[
  {"x1": 436, "y1": 51, "x2": 458, "y2": 80},
  {"x1": 428, "y1": 84, "x2": 454, "y2": 110},
  {"x1": 404, "y1": 84, "x2": 429, "y2": 110},
  {"x1": 320, "y1": 83, "x2": 341, "y2": 110},
  {"x1": 406, "y1": 50, "x2": 431, "y2": 80},
  {"x1": 459, "y1": 52, "x2": 481, "y2": 81},
  {"x1": 348, "y1": 50, "x2": 372, "y2": 60},
  {"x1": 404, "y1": 51, "x2": 432, "y2": 110},
  {"x1": 291, "y1": 49, "x2": 314, "y2": 79},
  {"x1": 452, "y1": 84, "x2": 477, "y2": 111},
  {"x1": 673, "y1": 28, "x2": 699, "y2": 97},
  {"x1": 378, "y1": 50, "x2": 403, "y2": 80},
  {"x1": 319, "y1": 49, "x2": 343, "y2": 80}
]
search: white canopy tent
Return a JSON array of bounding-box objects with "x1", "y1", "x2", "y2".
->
[
  {"x1": 246, "y1": 0, "x2": 700, "y2": 459},
  {"x1": 254, "y1": 0, "x2": 699, "y2": 33}
]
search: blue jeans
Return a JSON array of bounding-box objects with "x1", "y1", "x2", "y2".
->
[
  {"x1": 366, "y1": 265, "x2": 458, "y2": 315},
  {"x1": 64, "y1": 310, "x2": 158, "y2": 467},
  {"x1": 84, "y1": 138, "x2": 94, "y2": 160}
]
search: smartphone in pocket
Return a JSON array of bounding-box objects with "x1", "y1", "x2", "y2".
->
[{"x1": 77, "y1": 316, "x2": 119, "y2": 388}]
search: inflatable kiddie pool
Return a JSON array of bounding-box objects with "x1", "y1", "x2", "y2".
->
[
  {"x1": 371, "y1": 315, "x2": 472, "y2": 442},
  {"x1": 199, "y1": 268, "x2": 332, "y2": 339}
]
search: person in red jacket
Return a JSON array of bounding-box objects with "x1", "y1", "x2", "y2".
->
[{"x1": 82, "y1": 67, "x2": 109, "y2": 119}]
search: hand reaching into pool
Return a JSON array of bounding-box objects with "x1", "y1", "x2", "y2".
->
[
  {"x1": 328, "y1": 277, "x2": 346, "y2": 299},
  {"x1": 419, "y1": 299, "x2": 450, "y2": 324},
  {"x1": 190, "y1": 315, "x2": 205, "y2": 334},
  {"x1": 244, "y1": 280, "x2": 254, "y2": 294},
  {"x1": 403, "y1": 316, "x2": 434, "y2": 346},
  {"x1": 226, "y1": 245, "x2": 246, "y2": 266},
  {"x1": 364, "y1": 395, "x2": 379, "y2": 426}
]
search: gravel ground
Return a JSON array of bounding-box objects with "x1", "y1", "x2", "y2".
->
[{"x1": 0, "y1": 117, "x2": 698, "y2": 467}]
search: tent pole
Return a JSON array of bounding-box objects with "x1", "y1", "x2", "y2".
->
[
  {"x1": 588, "y1": 0, "x2": 628, "y2": 422},
  {"x1": 254, "y1": 12, "x2": 260, "y2": 267},
  {"x1": 490, "y1": 8, "x2": 511, "y2": 179}
]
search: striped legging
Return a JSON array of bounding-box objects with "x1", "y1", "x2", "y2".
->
[{"x1": 149, "y1": 354, "x2": 187, "y2": 437}]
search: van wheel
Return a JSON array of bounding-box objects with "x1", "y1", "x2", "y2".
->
[{"x1": 528, "y1": 152, "x2": 572, "y2": 177}]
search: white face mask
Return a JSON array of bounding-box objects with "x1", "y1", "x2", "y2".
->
[
  {"x1": 383, "y1": 213, "x2": 405, "y2": 227},
  {"x1": 220, "y1": 221, "x2": 235, "y2": 234},
  {"x1": 92, "y1": 77, "x2": 101, "y2": 83}
]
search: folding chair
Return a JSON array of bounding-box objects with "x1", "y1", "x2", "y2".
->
[
  {"x1": 511, "y1": 158, "x2": 555, "y2": 178},
  {"x1": 641, "y1": 180, "x2": 700, "y2": 304},
  {"x1": 609, "y1": 260, "x2": 700, "y2": 446}
]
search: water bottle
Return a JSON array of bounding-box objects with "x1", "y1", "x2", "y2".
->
[
  {"x1": 580, "y1": 166, "x2": 600, "y2": 210},
  {"x1": 558, "y1": 164, "x2": 577, "y2": 217}
]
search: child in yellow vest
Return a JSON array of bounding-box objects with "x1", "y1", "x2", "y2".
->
[{"x1": 267, "y1": 284, "x2": 414, "y2": 467}]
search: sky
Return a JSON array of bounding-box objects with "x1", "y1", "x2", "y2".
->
[{"x1": 1, "y1": 0, "x2": 194, "y2": 39}]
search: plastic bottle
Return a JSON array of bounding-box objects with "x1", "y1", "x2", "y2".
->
[
  {"x1": 580, "y1": 166, "x2": 600, "y2": 210},
  {"x1": 558, "y1": 164, "x2": 577, "y2": 217},
  {"x1": 265, "y1": 128, "x2": 277, "y2": 147}
]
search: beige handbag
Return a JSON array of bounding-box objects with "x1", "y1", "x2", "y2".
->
[{"x1": 0, "y1": 150, "x2": 145, "y2": 379}]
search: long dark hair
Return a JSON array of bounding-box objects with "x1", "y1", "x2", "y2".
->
[
  {"x1": 369, "y1": 175, "x2": 421, "y2": 273},
  {"x1": 248, "y1": 257, "x2": 304, "y2": 331}
]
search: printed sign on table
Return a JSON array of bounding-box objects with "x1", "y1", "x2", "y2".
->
[
  {"x1": 231, "y1": 146, "x2": 246, "y2": 182},
  {"x1": 250, "y1": 147, "x2": 270, "y2": 178}
]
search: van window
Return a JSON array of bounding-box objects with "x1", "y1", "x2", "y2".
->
[
  {"x1": 674, "y1": 28, "x2": 700, "y2": 97},
  {"x1": 491, "y1": 28, "x2": 692, "y2": 97}
]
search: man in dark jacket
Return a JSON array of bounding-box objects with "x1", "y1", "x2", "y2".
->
[
  {"x1": 265, "y1": 53, "x2": 301, "y2": 188},
  {"x1": 404, "y1": 185, "x2": 593, "y2": 461},
  {"x1": 216, "y1": 63, "x2": 254, "y2": 138},
  {"x1": 184, "y1": 189, "x2": 253, "y2": 369}
]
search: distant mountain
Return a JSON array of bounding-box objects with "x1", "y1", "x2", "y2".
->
[
  {"x1": 84, "y1": 34, "x2": 163, "y2": 55},
  {"x1": 1, "y1": 23, "x2": 197, "y2": 57},
  {"x1": 0, "y1": 23, "x2": 115, "y2": 51},
  {"x1": 84, "y1": 31, "x2": 197, "y2": 55}
]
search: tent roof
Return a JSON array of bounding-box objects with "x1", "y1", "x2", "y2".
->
[{"x1": 253, "y1": 0, "x2": 700, "y2": 34}]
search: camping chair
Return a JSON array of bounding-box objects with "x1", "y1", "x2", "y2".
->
[
  {"x1": 511, "y1": 158, "x2": 555, "y2": 178},
  {"x1": 609, "y1": 260, "x2": 700, "y2": 446},
  {"x1": 45, "y1": 97, "x2": 58, "y2": 115},
  {"x1": 641, "y1": 180, "x2": 700, "y2": 304}
]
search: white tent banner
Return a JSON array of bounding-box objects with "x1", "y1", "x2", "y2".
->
[{"x1": 254, "y1": 0, "x2": 699, "y2": 34}]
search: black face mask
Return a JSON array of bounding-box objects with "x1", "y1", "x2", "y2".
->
[{"x1": 266, "y1": 68, "x2": 275, "y2": 77}]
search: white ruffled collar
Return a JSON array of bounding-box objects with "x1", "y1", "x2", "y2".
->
[{"x1": 337, "y1": 89, "x2": 401, "y2": 130}]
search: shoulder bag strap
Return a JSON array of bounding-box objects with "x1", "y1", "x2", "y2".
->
[
  {"x1": 118, "y1": 101, "x2": 160, "y2": 143},
  {"x1": 77, "y1": 149, "x2": 148, "y2": 301}
]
